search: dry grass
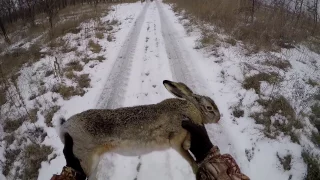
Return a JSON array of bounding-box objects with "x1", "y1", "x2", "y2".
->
[
  {"x1": 277, "y1": 153, "x2": 292, "y2": 171},
  {"x1": 2, "y1": 149, "x2": 21, "y2": 176},
  {"x1": 307, "y1": 79, "x2": 318, "y2": 87},
  {"x1": 26, "y1": 127, "x2": 47, "y2": 143},
  {"x1": 4, "y1": 117, "x2": 25, "y2": 133},
  {"x1": 251, "y1": 96, "x2": 302, "y2": 142},
  {"x1": 302, "y1": 151, "x2": 320, "y2": 180},
  {"x1": 48, "y1": 4, "x2": 110, "y2": 41},
  {"x1": 263, "y1": 58, "x2": 292, "y2": 71},
  {"x1": 165, "y1": 0, "x2": 320, "y2": 52},
  {"x1": 0, "y1": 90, "x2": 7, "y2": 106},
  {"x1": 29, "y1": 94, "x2": 37, "y2": 101},
  {"x1": 45, "y1": 70, "x2": 54, "y2": 77},
  {"x1": 310, "y1": 103, "x2": 320, "y2": 130},
  {"x1": 89, "y1": 40, "x2": 102, "y2": 53},
  {"x1": 95, "y1": 32, "x2": 104, "y2": 39},
  {"x1": 29, "y1": 108, "x2": 39, "y2": 123},
  {"x1": 82, "y1": 57, "x2": 95, "y2": 64},
  {"x1": 21, "y1": 144, "x2": 53, "y2": 180},
  {"x1": 82, "y1": 55, "x2": 105, "y2": 63},
  {"x1": 0, "y1": 44, "x2": 42, "y2": 77},
  {"x1": 44, "y1": 106, "x2": 60, "y2": 127},
  {"x1": 232, "y1": 107, "x2": 244, "y2": 118},
  {"x1": 65, "y1": 60, "x2": 83, "y2": 72},
  {"x1": 3, "y1": 134, "x2": 15, "y2": 145},
  {"x1": 76, "y1": 74, "x2": 91, "y2": 88},
  {"x1": 97, "y1": 55, "x2": 105, "y2": 62},
  {"x1": 56, "y1": 84, "x2": 85, "y2": 100},
  {"x1": 65, "y1": 71, "x2": 76, "y2": 79},
  {"x1": 226, "y1": 37, "x2": 237, "y2": 46},
  {"x1": 243, "y1": 72, "x2": 280, "y2": 94},
  {"x1": 200, "y1": 33, "x2": 218, "y2": 47},
  {"x1": 107, "y1": 34, "x2": 113, "y2": 42},
  {"x1": 311, "y1": 132, "x2": 320, "y2": 147}
]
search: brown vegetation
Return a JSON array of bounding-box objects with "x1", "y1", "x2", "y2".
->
[
  {"x1": 251, "y1": 96, "x2": 302, "y2": 142},
  {"x1": 302, "y1": 151, "x2": 320, "y2": 180},
  {"x1": 4, "y1": 117, "x2": 25, "y2": 133},
  {"x1": 76, "y1": 74, "x2": 91, "y2": 88},
  {"x1": 64, "y1": 60, "x2": 83, "y2": 72},
  {"x1": 89, "y1": 40, "x2": 102, "y2": 53},
  {"x1": 44, "y1": 106, "x2": 61, "y2": 127},
  {"x1": 21, "y1": 144, "x2": 53, "y2": 180},
  {"x1": 165, "y1": 0, "x2": 320, "y2": 52},
  {"x1": 243, "y1": 72, "x2": 280, "y2": 94}
]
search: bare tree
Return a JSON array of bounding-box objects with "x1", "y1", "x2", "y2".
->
[
  {"x1": 40, "y1": 0, "x2": 59, "y2": 29},
  {"x1": 0, "y1": 17, "x2": 10, "y2": 44}
]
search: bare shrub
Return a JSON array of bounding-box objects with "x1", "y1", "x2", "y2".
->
[
  {"x1": 26, "y1": 127, "x2": 47, "y2": 143},
  {"x1": 277, "y1": 153, "x2": 292, "y2": 171},
  {"x1": 243, "y1": 72, "x2": 280, "y2": 94},
  {"x1": 307, "y1": 79, "x2": 318, "y2": 87},
  {"x1": 45, "y1": 70, "x2": 54, "y2": 77},
  {"x1": 0, "y1": 45, "x2": 42, "y2": 77},
  {"x1": 88, "y1": 40, "x2": 102, "y2": 53},
  {"x1": 21, "y1": 144, "x2": 53, "y2": 180},
  {"x1": 200, "y1": 33, "x2": 218, "y2": 47},
  {"x1": 251, "y1": 96, "x2": 302, "y2": 142},
  {"x1": 76, "y1": 74, "x2": 91, "y2": 88},
  {"x1": 107, "y1": 34, "x2": 113, "y2": 42},
  {"x1": 263, "y1": 58, "x2": 292, "y2": 71},
  {"x1": 232, "y1": 108, "x2": 244, "y2": 118},
  {"x1": 97, "y1": 55, "x2": 105, "y2": 62},
  {"x1": 29, "y1": 94, "x2": 37, "y2": 101},
  {"x1": 4, "y1": 117, "x2": 25, "y2": 133},
  {"x1": 3, "y1": 134, "x2": 15, "y2": 145},
  {"x1": 226, "y1": 37, "x2": 237, "y2": 46},
  {"x1": 57, "y1": 84, "x2": 85, "y2": 100},
  {"x1": 311, "y1": 132, "x2": 320, "y2": 147},
  {"x1": 2, "y1": 149, "x2": 21, "y2": 176},
  {"x1": 65, "y1": 61, "x2": 83, "y2": 72},
  {"x1": 29, "y1": 108, "x2": 39, "y2": 123},
  {"x1": 0, "y1": 90, "x2": 7, "y2": 106},
  {"x1": 312, "y1": 103, "x2": 320, "y2": 118},
  {"x1": 44, "y1": 106, "x2": 60, "y2": 127},
  {"x1": 302, "y1": 151, "x2": 320, "y2": 180},
  {"x1": 95, "y1": 32, "x2": 104, "y2": 39},
  {"x1": 65, "y1": 71, "x2": 76, "y2": 79}
]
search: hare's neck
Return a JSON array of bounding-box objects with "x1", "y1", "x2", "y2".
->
[{"x1": 184, "y1": 102, "x2": 203, "y2": 125}]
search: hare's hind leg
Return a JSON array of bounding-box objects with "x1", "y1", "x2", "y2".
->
[
  {"x1": 86, "y1": 145, "x2": 115, "y2": 180},
  {"x1": 175, "y1": 147, "x2": 198, "y2": 174},
  {"x1": 88, "y1": 153, "x2": 102, "y2": 180}
]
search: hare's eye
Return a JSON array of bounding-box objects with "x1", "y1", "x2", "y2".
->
[{"x1": 206, "y1": 106, "x2": 213, "y2": 111}]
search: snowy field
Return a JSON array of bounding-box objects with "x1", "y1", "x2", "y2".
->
[{"x1": 0, "y1": 0, "x2": 320, "y2": 180}]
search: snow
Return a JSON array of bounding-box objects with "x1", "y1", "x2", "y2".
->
[{"x1": 1, "y1": 0, "x2": 320, "y2": 180}]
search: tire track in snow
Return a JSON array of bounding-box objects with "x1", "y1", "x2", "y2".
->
[
  {"x1": 135, "y1": 3, "x2": 195, "y2": 180},
  {"x1": 155, "y1": 1, "x2": 202, "y2": 92},
  {"x1": 156, "y1": 1, "x2": 241, "y2": 176},
  {"x1": 96, "y1": 2, "x2": 150, "y2": 109}
]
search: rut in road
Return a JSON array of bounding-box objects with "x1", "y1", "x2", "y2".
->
[{"x1": 96, "y1": 2, "x2": 149, "y2": 109}]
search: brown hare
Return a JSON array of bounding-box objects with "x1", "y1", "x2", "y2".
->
[{"x1": 60, "y1": 80, "x2": 220, "y2": 178}]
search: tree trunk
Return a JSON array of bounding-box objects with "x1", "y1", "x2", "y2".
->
[{"x1": 0, "y1": 18, "x2": 10, "y2": 44}]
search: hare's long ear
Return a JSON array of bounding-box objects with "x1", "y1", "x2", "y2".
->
[{"x1": 163, "y1": 80, "x2": 193, "y2": 99}]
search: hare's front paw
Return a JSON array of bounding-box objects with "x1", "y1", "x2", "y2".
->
[{"x1": 183, "y1": 139, "x2": 191, "y2": 150}]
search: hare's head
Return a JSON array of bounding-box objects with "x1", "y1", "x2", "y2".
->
[{"x1": 163, "y1": 80, "x2": 220, "y2": 123}]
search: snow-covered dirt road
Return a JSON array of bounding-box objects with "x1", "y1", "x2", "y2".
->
[{"x1": 94, "y1": 1, "x2": 241, "y2": 180}]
